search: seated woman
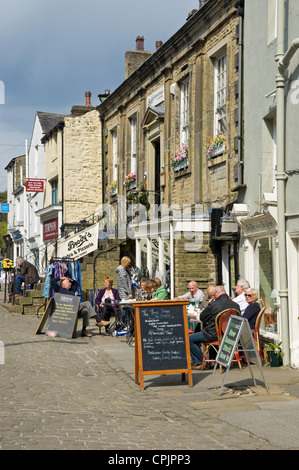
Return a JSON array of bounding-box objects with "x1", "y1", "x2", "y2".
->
[
  {"x1": 243, "y1": 288, "x2": 260, "y2": 331},
  {"x1": 150, "y1": 278, "x2": 169, "y2": 301},
  {"x1": 95, "y1": 277, "x2": 121, "y2": 326}
]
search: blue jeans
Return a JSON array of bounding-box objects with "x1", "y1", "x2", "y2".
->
[
  {"x1": 15, "y1": 275, "x2": 25, "y2": 294},
  {"x1": 189, "y1": 331, "x2": 209, "y2": 366}
]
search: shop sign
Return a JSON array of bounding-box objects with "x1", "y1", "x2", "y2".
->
[
  {"x1": 57, "y1": 223, "x2": 99, "y2": 260},
  {"x1": 26, "y1": 179, "x2": 45, "y2": 193},
  {"x1": 43, "y1": 218, "x2": 59, "y2": 241}
]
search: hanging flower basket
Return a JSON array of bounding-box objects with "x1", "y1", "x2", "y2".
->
[
  {"x1": 105, "y1": 181, "x2": 117, "y2": 199},
  {"x1": 206, "y1": 132, "x2": 226, "y2": 158},
  {"x1": 1, "y1": 258, "x2": 14, "y2": 271},
  {"x1": 172, "y1": 144, "x2": 189, "y2": 172},
  {"x1": 124, "y1": 171, "x2": 137, "y2": 190}
]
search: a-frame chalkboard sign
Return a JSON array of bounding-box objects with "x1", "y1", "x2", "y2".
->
[
  {"x1": 208, "y1": 315, "x2": 269, "y2": 395},
  {"x1": 134, "y1": 300, "x2": 193, "y2": 390}
]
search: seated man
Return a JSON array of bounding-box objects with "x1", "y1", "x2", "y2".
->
[
  {"x1": 14, "y1": 257, "x2": 40, "y2": 297},
  {"x1": 175, "y1": 280, "x2": 205, "y2": 303},
  {"x1": 234, "y1": 279, "x2": 250, "y2": 315},
  {"x1": 51, "y1": 276, "x2": 96, "y2": 337},
  {"x1": 189, "y1": 285, "x2": 241, "y2": 369}
]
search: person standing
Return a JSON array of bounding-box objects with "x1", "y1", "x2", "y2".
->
[{"x1": 116, "y1": 256, "x2": 133, "y2": 300}]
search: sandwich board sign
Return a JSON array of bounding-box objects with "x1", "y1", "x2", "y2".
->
[{"x1": 208, "y1": 315, "x2": 269, "y2": 395}]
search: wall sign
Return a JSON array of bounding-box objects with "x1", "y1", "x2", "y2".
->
[{"x1": 57, "y1": 223, "x2": 99, "y2": 260}]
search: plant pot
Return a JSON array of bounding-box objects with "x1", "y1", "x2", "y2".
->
[{"x1": 267, "y1": 350, "x2": 281, "y2": 367}]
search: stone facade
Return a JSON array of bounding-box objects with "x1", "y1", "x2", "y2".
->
[{"x1": 98, "y1": 0, "x2": 241, "y2": 296}]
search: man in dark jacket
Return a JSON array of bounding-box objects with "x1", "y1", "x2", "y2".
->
[
  {"x1": 14, "y1": 257, "x2": 40, "y2": 296},
  {"x1": 189, "y1": 285, "x2": 240, "y2": 369}
]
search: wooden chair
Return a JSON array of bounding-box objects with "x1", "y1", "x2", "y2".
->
[
  {"x1": 253, "y1": 306, "x2": 266, "y2": 363},
  {"x1": 201, "y1": 308, "x2": 241, "y2": 372}
]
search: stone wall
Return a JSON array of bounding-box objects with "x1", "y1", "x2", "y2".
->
[{"x1": 63, "y1": 109, "x2": 102, "y2": 224}]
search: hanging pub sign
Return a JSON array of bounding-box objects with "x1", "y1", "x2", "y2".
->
[
  {"x1": 43, "y1": 218, "x2": 59, "y2": 241},
  {"x1": 26, "y1": 178, "x2": 45, "y2": 193},
  {"x1": 57, "y1": 223, "x2": 99, "y2": 260}
]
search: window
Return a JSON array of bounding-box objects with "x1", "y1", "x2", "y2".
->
[
  {"x1": 214, "y1": 54, "x2": 227, "y2": 134},
  {"x1": 111, "y1": 130, "x2": 118, "y2": 182},
  {"x1": 180, "y1": 80, "x2": 189, "y2": 145},
  {"x1": 130, "y1": 118, "x2": 137, "y2": 173},
  {"x1": 51, "y1": 180, "x2": 58, "y2": 205}
]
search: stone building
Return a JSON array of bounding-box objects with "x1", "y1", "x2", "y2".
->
[{"x1": 98, "y1": 0, "x2": 242, "y2": 297}]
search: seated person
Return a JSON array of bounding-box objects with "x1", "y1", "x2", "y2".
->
[
  {"x1": 14, "y1": 257, "x2": 40, "y2": 297},
  {"x1": 150, "y1": 278, "x2": 169, "y2": 301},
  {"x1": 175, "y1": 281, "x2": 205, "y2": 303},
  {"x1": 234, "y1": 279, "x2": 250, "y2": 315},
  {"x1": 50, "y1": 276, "x2": 96, "y2": 337},
  {"x1": 95, "y1": 277, "x2": 121, "y2": 326},
  {"x1": 189, "y1": 285, "x2": 240, "y2": 369},
  {"x1": 243, "y1": 288, "x2": 260, "y2": 331}
]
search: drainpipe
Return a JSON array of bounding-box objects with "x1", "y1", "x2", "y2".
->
[
  {"x1": 275, "y1": 0, "x2": 298, "y2": 366},
  {"x1": 237, "y1": 1, "x2": 244, "y2": 186},
  {"x1": 100, "y1": 114, "x2": 105, "y2": 204}
]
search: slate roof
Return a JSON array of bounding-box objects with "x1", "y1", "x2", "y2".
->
[{"x1": 36, "y1": 111, "x2": 65, "y2": 134}]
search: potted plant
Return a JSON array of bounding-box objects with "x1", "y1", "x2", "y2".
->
[
  {"x1": 206, "y1": 132, "x2": 226, "y2": 158},
  {"x1": 105, "y1": 181, "x2": 117, "y2": 200},
  {"x1": 172, "y1": 143, "x2": 188, "y2": 171},
  {"x1": 124, "y1": 171, "x2": 137, "y2": 190},
  {"x1": 264, "y1": 342, "x2": 284, "y2": 367}
]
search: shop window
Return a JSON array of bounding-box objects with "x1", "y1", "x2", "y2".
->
[{"x1": 256, "y1": 237, "x2": 277, "y2": 333}]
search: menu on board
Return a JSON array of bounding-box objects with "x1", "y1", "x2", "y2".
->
[
  {"x1": 46, "y1": 293, "x2": 80, "y2": 339},
  {"x1": 139, "y1": 304, "x2": 188, "y2": 371},
  {"x1": 134, "y1": 300, "x2": 193, "y2": 390}
]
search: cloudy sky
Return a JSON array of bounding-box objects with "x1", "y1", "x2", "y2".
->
[{"x1": 0, "y1": 0, "x2": 198, "y2": 192}]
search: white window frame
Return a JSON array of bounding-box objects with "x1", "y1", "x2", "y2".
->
[
  {"x1": 180, "y1": 79, "x2": 189, "y2": 146},
  {"x1": 130, "y1": 117, "x2": 137, "y2": 173},
  {"x1": 214, "y1": 53, "x2": 227, "y2": 135},
  {"x1": 111, "y1": 130, "x2": 118, "y2": 182}
]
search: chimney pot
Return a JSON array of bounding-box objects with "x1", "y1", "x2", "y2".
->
[
  {"x1": 156, "y1": 40, "x2": 163, "y2": 50},
  {"x1": 85, "y1": 91, "x2": 92, "y2": 106},
  {"x1": 136, "y1": 35, "x2": 144, "y2": 51}
]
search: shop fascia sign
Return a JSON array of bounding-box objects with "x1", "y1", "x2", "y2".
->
[{"x1": 57, "y1": 223, "x2": 99, "y2": 260}]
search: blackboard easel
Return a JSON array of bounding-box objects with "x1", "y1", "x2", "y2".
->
[
  {"x1": 208, "y1": 315, "x2": 269, "y2": 395},
  {"x1": 134, "y1": 300, "x2": 193, "y2": 390},
  {"x1": 35, "y1": 293, "x2": 80, "y2": 339}
]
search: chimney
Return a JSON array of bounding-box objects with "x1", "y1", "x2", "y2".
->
[
  {"x1": 156, "y1": 40, "x2": 163, "y2": 50},
  {"x1": 85, "y1": 91, "x2": 92, "y2": 106},
  {"x1": 136, "y1": 35, "x2": 144, "y2": 51}
]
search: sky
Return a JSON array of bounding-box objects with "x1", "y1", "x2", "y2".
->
[{"x1": 0, "y1": 0, "x2": 198, "y2": 192}]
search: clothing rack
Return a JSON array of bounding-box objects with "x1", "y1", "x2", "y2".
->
[{"x1": 43, "y1": 259, "x2": 82, "y2": 299}]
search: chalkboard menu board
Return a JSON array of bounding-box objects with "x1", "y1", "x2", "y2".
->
[
  {"x1": 134, "y1": 301, "x2": 193, "y2": 390},
  {"x1": 216, "y1": 315, "x2": 243, "y2": 368},
  {"x1": 46, "y1": 293, "x2": 80, "y2": 339},
  {"x1": 209, "y1": 315, "x2": 269, "y2": 395}
]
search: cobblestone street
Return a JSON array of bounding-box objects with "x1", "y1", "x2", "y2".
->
[{"x1": 1, "y1": 299, "x2": 299, "y2": 452}]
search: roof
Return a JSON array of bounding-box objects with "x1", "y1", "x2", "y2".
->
[{"x1": 36, "y1": 111, "x2": 65, "y2": 134}]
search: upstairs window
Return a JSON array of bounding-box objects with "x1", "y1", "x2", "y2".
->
[
  {"x1": 180, "y1": 80, "x2": 189, "y2": 146},
  {"x1": 111, "y1": 130, "x2": 118, "y2": 182},
  {"x1": 51, "y1": 179, "x2": 58, "y2": 205},
  {"x1": 214, "y1": 53, "x2": 227, "y2": 135},
  {"x1": 130, "y1": 117, "x2": 137, "y2": 173}
]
